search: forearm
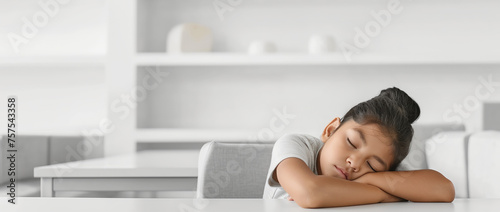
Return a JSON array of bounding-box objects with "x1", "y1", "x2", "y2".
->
[
  {"x1": 276, "y1": 158, "x2": 399, "y2": 208},
  {"x1": 299, "y1": 175, "x2": 392, "y2": 208},
  {"x1": 361, "y1": 169, "x2": 455, "y2": 202}
]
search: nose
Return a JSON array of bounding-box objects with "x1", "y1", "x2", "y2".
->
[{"x1": 346, "y1": 157, "x2": 361, "y2": 173}]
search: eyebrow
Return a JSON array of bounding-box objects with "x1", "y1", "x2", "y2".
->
[{"x1": 352, "y1": 128, "x2": 388, "y2": 170}]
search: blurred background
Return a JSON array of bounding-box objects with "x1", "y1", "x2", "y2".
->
[{"x1": 0, "y1": 0, "x2": 499, "y2": 198}]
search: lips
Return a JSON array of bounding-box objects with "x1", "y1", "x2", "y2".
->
[{"x1": 335, "y1": 166, "x2": 348, "y2": 180}]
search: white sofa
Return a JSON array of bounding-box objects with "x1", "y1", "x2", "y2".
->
[
  {"x1": 0, "y1": 135, "x2": 104, "y2": 197},
  {"x1": 424, "y1": 130, "x2": 500, "y2": 198}
]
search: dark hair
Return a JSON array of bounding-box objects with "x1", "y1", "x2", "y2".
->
[{"x1": 339, "y1": 87, "x2": 420, "y2": 171}]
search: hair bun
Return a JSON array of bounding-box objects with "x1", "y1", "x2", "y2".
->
[{"x1": 378, "y1": 87, "x2": 420, "y2": 124}]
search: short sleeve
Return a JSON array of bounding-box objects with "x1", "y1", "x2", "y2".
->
[{"x1": 266, "y1": 133, "x2": 322, "y2": 187}]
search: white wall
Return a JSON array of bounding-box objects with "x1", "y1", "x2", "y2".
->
[
  {"x1": 0, "y1": 0, "x2": 107, "y2": 135},
  {"x1": 0, "y1": 0, "x2": 107, "y2": 55},
  {"x1": 0, "y1": 67, "x2": 106, "y2": 135}
]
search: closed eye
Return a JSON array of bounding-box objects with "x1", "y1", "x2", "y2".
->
[
  {"x1": 347, "y1": 138, "x2": 357, "y2": 149},
  {"x1": 367, "y1": 162, "x2": 377, "y2": 172}
]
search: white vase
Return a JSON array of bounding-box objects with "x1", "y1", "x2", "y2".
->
[
  {"x1": 308, "y1": 34, "x2": 335, "y2": 54},
  {"x1": 167, "y1": 23, "x2": 213, "y2": 53},
  {"x1": 247, "y1": 40, "x2": 277, "y2": 55}
]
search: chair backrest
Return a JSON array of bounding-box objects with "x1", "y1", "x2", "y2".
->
[{"x1": 196, "y1": 141, "x2": 274, "y2": 198}]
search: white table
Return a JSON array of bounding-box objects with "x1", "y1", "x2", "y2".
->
[
  {"x1": 33, "y1": 150, "x2": 199, "y2": 197},
  {"x1": 1, "y1": 198, "x2": 499, "y2": 212}
]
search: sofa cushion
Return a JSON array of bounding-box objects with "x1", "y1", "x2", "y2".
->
[
  {"x1": 49, "y1": 136, "x2": 104, "y2": 164},
  {"x1": 0, "y1": 135, "x2": 49, "y2": 185},
  {"x1": 468, "y1": 131, "x2": 500, "y2": 198},
  {"x1": 425, "y1": 132, "x2": 469, "y2": 198},
  {"x1": 1, "y1": 135, "x2": 104, "y2": 197},
  {"x1": 398, "y1": 124, "x2": 464, "y2": 171},
  {"x1": 0, "y1": 178, "x2": 40, "y2": 197}
]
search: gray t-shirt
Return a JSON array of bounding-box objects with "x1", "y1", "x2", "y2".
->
[{"x1": 262, "y1": 133, "x2": 324, "y2": 199}]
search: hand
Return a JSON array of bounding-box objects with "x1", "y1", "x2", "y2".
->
[
  {"x1": 381, "y1": 191, "x2": 406, "y2": 203},
  {"x1": 352, "y1": 173, "x2": 373, "y2": 185},
  {"x1": 355, "y1": 173, "x2": 407, "y2": 203}
]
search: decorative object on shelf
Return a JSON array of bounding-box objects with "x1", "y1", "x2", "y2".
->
[
  {"x1": 308, "y1": 34, "x2": 336, "y2": 54},
  {"x1": 247, "y1": 40, "x2": 277, "y2": 55},
  {"x1": 167, "y1": 23, "x2": 213, "y2": 53}
]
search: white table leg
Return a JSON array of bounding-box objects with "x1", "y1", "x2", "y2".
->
[{"x1": 41, "y1": 177, "x2": 55, "y2": 197}]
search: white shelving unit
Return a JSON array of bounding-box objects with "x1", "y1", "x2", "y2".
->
[
  {"x1": 136, "y1": 129, "x2": 274, "y2": 143},
  {"x1": 105, "y1": 0, "x2": 137, "y2": 156},
  {"x1": 135, "y1": 53, "x2": 500, "y2": 66},
  {"x1": 0, "y1": 56, "x2": 106, "y2": 67},
  {"x1": 104, "y1": 0, "x2": 500, "y2": 154},
  {"x1": 136, "y1": 53, "x2": 346, "y2": 66}
]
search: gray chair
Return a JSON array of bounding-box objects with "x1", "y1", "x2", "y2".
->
[{"x1": 196, "y1": 141, "x2": 274, "y2": 198}]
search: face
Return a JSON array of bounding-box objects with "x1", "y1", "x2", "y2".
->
[{"x1": 317, "y1": 118, "x2": 394, "y2": 180}]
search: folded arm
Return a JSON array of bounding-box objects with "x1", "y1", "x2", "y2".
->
[
  {"x1": 275, "y1": 158, "x2": 403, "y2": 208},
  {"x1": 354, "y1": 169, "x2": 455, "y2": 202}
]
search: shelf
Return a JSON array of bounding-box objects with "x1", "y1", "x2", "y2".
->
[
  {"x1": 136, "y1": 53, "x2": 347, "y2": 66},
  {"x1": 136, "y1": 128, "x2": 278, "y2": 143},
  {"x1": 135, "y1": 53, "x2": 500, "y2": 66},
  {"x1": 0, "y1": 55, "x2": 106, "y2": 67}
]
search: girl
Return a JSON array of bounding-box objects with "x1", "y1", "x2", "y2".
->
[{"x1": 262, "y1": 87, "x2": 454, "y2": 208}]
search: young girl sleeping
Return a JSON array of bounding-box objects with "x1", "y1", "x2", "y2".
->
[{"x1": 262, "y1": 87, "x2": 454, "y2": 208}]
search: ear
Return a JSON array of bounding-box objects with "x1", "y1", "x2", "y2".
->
[{"x1": 321, "y1": 117, "x2": 341, "y2": 143}]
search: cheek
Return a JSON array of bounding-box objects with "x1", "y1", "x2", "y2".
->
[
  {"x1": 324, "y1": 137, "x2": 351, "y2": 162},
  {"x1": 325, "y1": 143, "x2": 346, "y2": 162},
  {"x1": 336, "y1": 139, "x2": 352, "y2": 156}
]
